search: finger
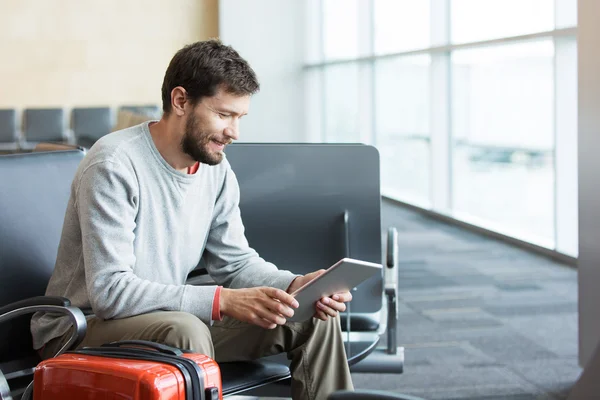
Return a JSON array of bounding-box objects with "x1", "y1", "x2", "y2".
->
[
  {"x1": 248, "y1": 312, "x2": 278, "y2": 329},
  {"x1": 264, "y1": 287, "x2": 299, "y2": 309},
  {"x1": 321, "y1": 297, "x2": 346, "y2": 313},
  {"x1": 315, "y1": 309, "x2": 328, "y2": 321},
  {"x1": 266, "y1": 297, "x2": 295, "y2": 318},
  {"x1": 259, "y1": 318, "x2": 278, "y2": 330},
  {"x1": 255, "y1": 307, "x2": 287, "y2": 326},
  {"x1": 311, "y1": 269, "x2": 327, "y2": 278},
  {"x1": 303, "y1": 269, "x2": 326, "y2": 283},
  {"x1": 316, "y1": 301, "x2": 339, "y2": 317},
  {"x1": 331, "y1": 291, "x2": 353, "y2": 303}
]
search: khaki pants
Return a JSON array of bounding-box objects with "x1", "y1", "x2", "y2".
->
[{"x1": 42, "y1": 311, "x2": 354, "y2": 400}]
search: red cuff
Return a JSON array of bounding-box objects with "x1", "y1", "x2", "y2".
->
[{"x1": 212, "y1": 286, "x2": 223, "y2": 321}]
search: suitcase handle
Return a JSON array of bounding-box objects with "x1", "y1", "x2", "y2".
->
[{"x1": 102, "y1": 340, "x2": 183, "y2": 356}]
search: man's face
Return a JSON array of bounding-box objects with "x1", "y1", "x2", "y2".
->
[{"x1": 181, "y1": 89, "x2": 250, "y2": 165}]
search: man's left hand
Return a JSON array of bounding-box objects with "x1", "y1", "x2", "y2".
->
[{"x1": 286, "y1": 270, "x2": 353, "y2": 321}]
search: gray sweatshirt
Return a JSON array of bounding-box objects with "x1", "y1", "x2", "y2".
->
[{"x1": 31, "y1": 122, "x2": 297, "y2": 349}]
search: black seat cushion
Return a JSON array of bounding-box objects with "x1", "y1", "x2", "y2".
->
[
  {"x1": 340, "y1": 314, "x2": 380, "y2": 332},
  {"x1": 220, "y1": 360, "x2": 290, "y2": 396}
]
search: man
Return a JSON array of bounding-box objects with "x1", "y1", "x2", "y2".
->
[{"x1": 31, "y1": 39, "x2": 354, "y2": 400}]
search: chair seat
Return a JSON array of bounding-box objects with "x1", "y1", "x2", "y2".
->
[
  {"x1": 220, "y1": 360, "x2": 291, "y2": 396},
  {"x1": 340, "y1": 314, "x2": 380, "y2": 332}
]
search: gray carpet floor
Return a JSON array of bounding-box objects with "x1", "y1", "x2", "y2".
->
[{"x1": 350, "y1": 199, "x2": 582, "y2": 400}]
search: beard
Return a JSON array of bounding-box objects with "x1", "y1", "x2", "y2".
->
[{"x1": 181, "y1": 113, "x2": 225, "y2": 166}]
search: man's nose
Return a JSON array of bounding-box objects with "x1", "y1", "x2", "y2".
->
[{"x1": 224, "y1": 120, "x2": 240, "y2": 141}]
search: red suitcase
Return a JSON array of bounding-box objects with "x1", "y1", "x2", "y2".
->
[{"x1": 33, "y1": 340, "x2": 222, "y2": 400}]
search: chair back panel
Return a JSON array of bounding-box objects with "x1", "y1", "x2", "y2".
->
[
  {"x1": 24, "y1": 108, "x2": 66, "y2": 143},
  {"x1": 0, "y1": 150, "x2": 84, "y2": 362},
  {"x1": 72, "y1": 107, "x2": 113, "y2": 141},
  {"x1": 0, "y1": 109, "x2": 17, "y2": 143},
  {"x1": 225, "y1": 144, "x2": 382, "y2": 314}
]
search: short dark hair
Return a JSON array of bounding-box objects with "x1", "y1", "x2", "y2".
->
[{"x1": 161, "y1": 39, "x2": 260, "y2": 114}]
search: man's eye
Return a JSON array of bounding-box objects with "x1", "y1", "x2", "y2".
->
[{"x1": 218, "y1": 113, "x2": 230, "y2": 118}]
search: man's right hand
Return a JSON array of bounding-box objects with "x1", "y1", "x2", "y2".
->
[{"x1": 219, "y1": 287, "x2": 299, "y2": 329}]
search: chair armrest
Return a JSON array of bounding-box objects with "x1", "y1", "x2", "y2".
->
[
  {"x1": 0, "y1": 296, "x2": 87, "y2": 358},
  {"x1": 385, "y1": 227, "x2": 399, "y2": 354},
  {"x1": 0, "y1": 296, "x2": 70, "y2": 316},
  {"x1": 385, "y1": 227, "x2": 399, "y2": 290},
  {"x1": 329, "y1": 389, "x2": 426, "y2": 400}
]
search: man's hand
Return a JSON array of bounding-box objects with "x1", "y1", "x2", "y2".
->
[
  {"x1": 287, "y1": 270, "x2": 353, "y2": 321},
  {"x1": 220, "y1": 287, "x2": 299, "y2": 329}
]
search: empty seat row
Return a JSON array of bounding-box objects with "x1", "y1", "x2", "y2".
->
[{"x1": 0, "y1": 105, "x2": 161, "y2": 151}]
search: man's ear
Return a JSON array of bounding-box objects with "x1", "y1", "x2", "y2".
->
[{"x1": 171, "y1": 86, "x2": 187, "y2": 117}]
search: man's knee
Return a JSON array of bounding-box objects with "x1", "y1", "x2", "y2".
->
[{"x1": 155, "y1": 312, "x2": 214, "y2": 357}]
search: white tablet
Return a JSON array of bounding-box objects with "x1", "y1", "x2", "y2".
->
[{"x1": 287, "y1": 257, "x2": 382, "y2": 322}]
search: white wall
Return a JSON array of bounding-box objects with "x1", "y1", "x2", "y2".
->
[
  {"x1": 0, "y1": 0, "x2": 218, "y2": 108},
  {"x1": 578, "y1": 0, "x2": 600, "y2": 368},
  {"x1": 219, "y1": 0, "x2": 306, "y2": 142}
]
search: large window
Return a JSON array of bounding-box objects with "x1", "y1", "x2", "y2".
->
[
  {"x1": 322, "y1": 0, "x2": 359, "y2": 60},
  {"x1": 451, "y1": 0, "x2": 554, "y2": 43},
  {"x1": 323, "y1": 64, "x2": 360, "y2": 143},
  {"x1": 451, "y1": 41, "x2": 555, "y2": 243},
  {"x1": 305, "y1": 0, "x2": 578, "y2": 256},
  {"x1": 376, "y1": 55, "x2": 431, "y2": 205},
  {"x1": 373, "y1": 0, "x2": 430, "y2": 54}
]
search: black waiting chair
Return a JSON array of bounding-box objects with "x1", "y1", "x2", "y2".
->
[
  {"x1": 72, "y1": 107, "x2": 113, "y2": 149},
  {"x1": 189, "y1": 144, "x2": 407, "y2": 397},
  {"x1": 223, "y1": 144, "x2": 404, "y2": 374},
  {"x1": 21, "y1": 108, "x2": 67, "y2": 150},
  {"x1": 0, "y1": 109, "x2": 19, "y2": 153}
]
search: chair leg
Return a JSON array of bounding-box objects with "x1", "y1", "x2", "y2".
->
[{"x1": 0, "y1": 370, "x2": 12, "y2": 400}]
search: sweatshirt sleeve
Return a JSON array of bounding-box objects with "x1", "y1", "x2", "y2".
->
[
  {"x1": 202, "y1": 162, "x2": 298, "y2": 290},
  {"x1": 76, "y1": 160, "x2": 216, "y2": 322}
]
